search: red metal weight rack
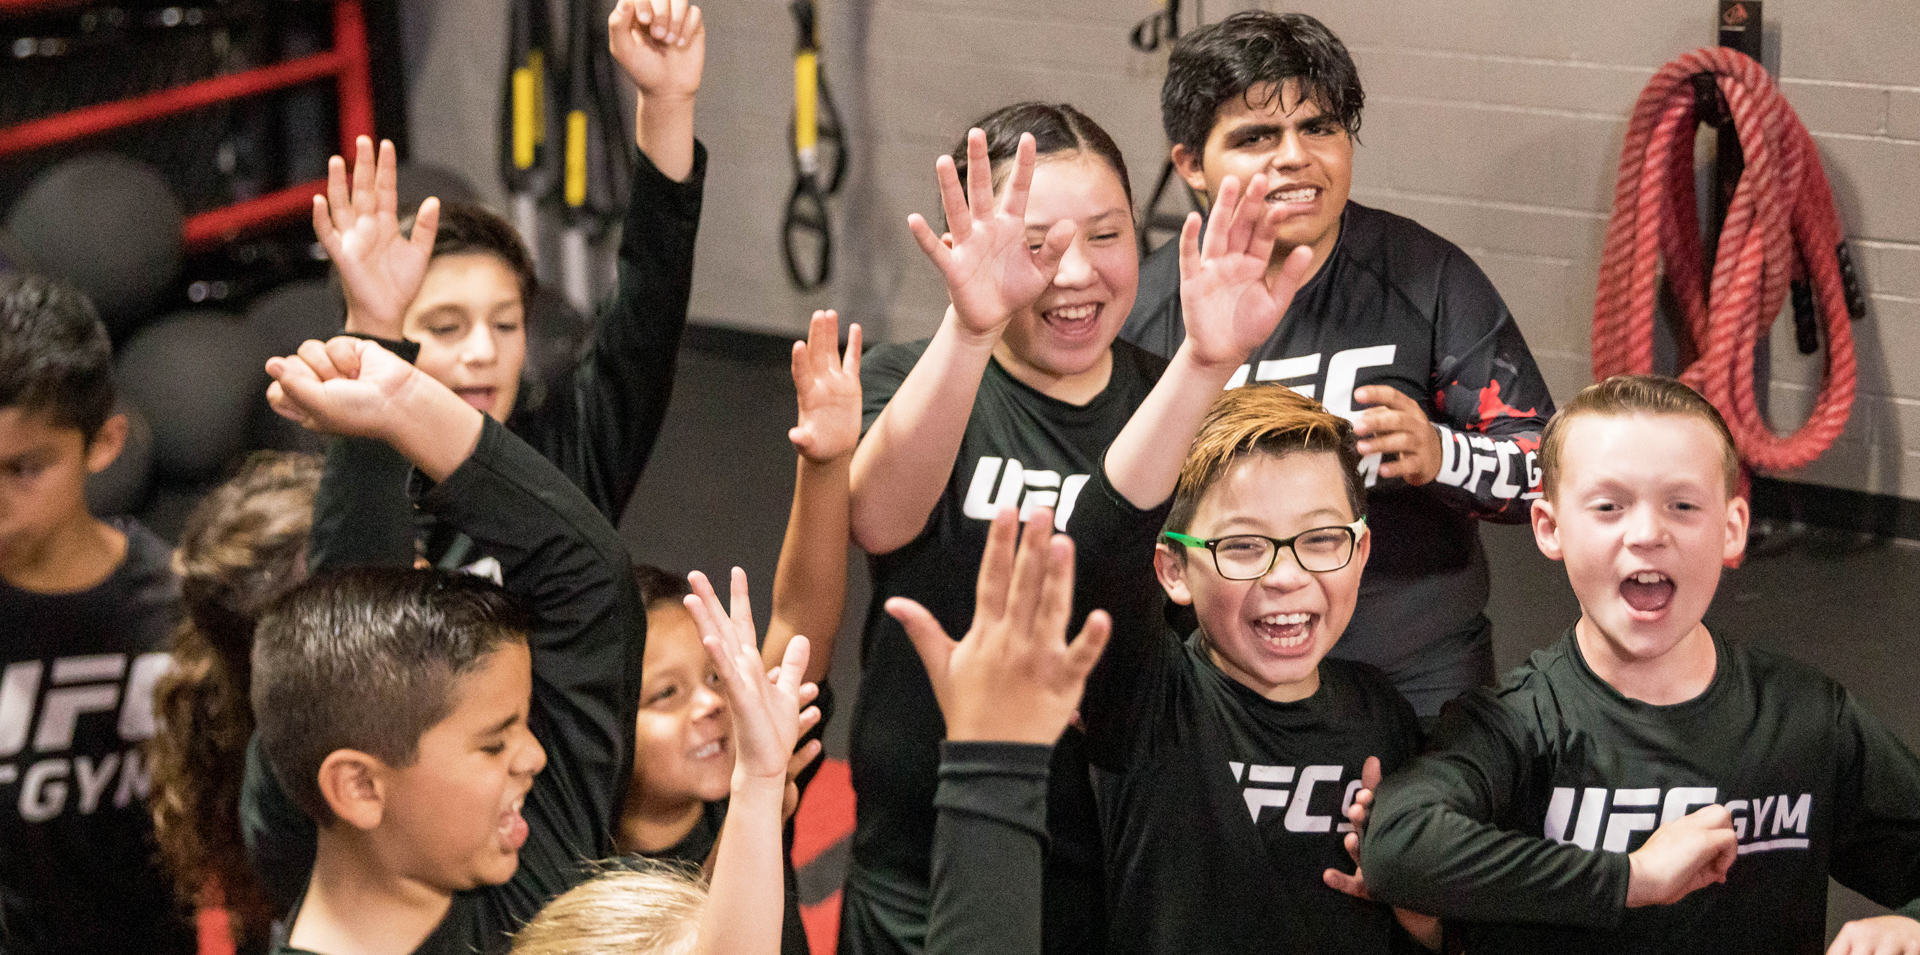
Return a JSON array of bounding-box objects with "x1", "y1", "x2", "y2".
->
[{"x1": 0, "y1": 0, "x2": 375, "y2": 249}]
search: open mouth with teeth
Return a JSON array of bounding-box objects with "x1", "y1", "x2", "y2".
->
[
  {"x1": 1040, "y1": 302, "x2": 1102, "y2": 339},
  {"x1": 1250, "y1": 611, "x2": 1317, "y2": 655},
  {"x1": 1266, "y1": 185, "x2": 1321, "y2": 206},
  {"x1": 1620, "y1": 571, "x2": 1675, "y2": 613},
  {"x1": 497, "y1": 796, "x2": 529, "y2": 851},
  {"x1": 689, "y1": 736, "x2": 728, "y2": 761}
]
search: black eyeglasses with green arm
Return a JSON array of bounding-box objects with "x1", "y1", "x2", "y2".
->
[{"x1": 1162, "y1": 517, "x2": 1368, "y2": 580}]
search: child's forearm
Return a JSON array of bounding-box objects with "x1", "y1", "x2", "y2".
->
[
  {"x1": 850, "y1": 313, "x2": 995, "y2": 553},
  {"x1": 767, "y1": 453, "x2": 850, "y2": 683},
  {"x1": 694, "y1": 777, "x2": 788, "y2": 955},
  {"x1": 1104, "y1": 344, "x2": 1243, "y2": 508},
  {"x1": 376, "y1": 372, "x2": 484, "y2": 483},
  {"x1": 637, "y1": 92, "x2": 696, "y2": 183}
]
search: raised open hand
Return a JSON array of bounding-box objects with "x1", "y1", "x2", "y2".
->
[
  {"x1": 686, "y1": 568, "x2": 819, "y2": 786},
  {"x1": 907, "y1": 131, "x2": 1075, "y2": 343},
  {"x1": 313, "y1": 137, "x2": 438, "y2": 340},
  {"x1": 265, "y1": 336, "x2": 424, "y2": 439},
  {"x1": 790, "y1": 310, "x2": 863, "y2": 463},
  {"x1": 610, "y1": 0, "x2": 705, "y2": 101},
  {"x1": 887, "y1": 505, "x2": 1112, "y2": 745},
  {"x1": 1177, "y1": 173, "x2": 1315, "y2": 370}
]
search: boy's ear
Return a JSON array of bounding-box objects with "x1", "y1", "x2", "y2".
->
[
  {"x1": 1153, "y1": 542, "x2": 1195, "y2": 606},
  {"x1": 83, "y1": 413, "x2": 127, "y2": 475},
  {"x1": 1722, "y1": 494, "x2": 1751, "y2": 565},
  {"x1": 1169, "y1": 144, "x2": 1210, "y2": 206},
  {"x1": 1531, "y1": 498, "x2": 1565, "y2": 562},
  {"x1": 316, "y1": 749, "x2": 389, "y2": 831},
  {"x1": 1351, "y1": 520, "x2": 1372, "y2": 572}
]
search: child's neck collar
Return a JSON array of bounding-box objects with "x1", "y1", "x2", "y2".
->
[
  {"x1": 0, "y1": 514, "x2": 124, "y2": 594},
  {"x1": 292, "y1": 833, "x2": 455, "y2": 955},
  {"x1": 1573, "y1": 617, "x2": 1718, "y2": 706}
]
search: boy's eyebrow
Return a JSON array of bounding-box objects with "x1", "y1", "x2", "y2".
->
[{"x1": 479, "y1": 712, "x2": 522, "y2": 737}]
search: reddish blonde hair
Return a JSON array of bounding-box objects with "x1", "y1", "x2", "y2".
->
[{"x1": 1165, "y1": 384, "x2": 1364, "y2": 535}]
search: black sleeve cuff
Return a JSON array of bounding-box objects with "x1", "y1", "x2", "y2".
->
[{"x1": 344, "y1": 331, "x2": 422, "y2": 364}]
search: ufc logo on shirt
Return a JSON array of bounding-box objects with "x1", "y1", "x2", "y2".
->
[
  {"x1": 1230, "y1": 761, "x2": 1365, "y2": 833},
  {"x1": 0, "y1": 653, "x2": 169, "y2": 823},
  {"x1": 1545, "y1": 786, "x2": 1814, "y2": 854},
  {"x1": 962, "y1": 457, "x2": 1091, "y2": 531}
]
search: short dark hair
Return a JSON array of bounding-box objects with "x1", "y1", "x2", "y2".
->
[
  {"x1": 406, "y1": 201, "x2": 539, "y2": 305},
  {"x1": 630, "y1": 563, "x2": 690, "y2": 611},
  {"x1": 1164, "y1": 384, "x2": 1366, "y2": 538},
  {"x1": 1161, "y1": 11, "x2": 1365, "y2": 156},
  {"x1": 947, "y1": 103, "x2": 1134, "y2": 220},
  {"x1": 251, "y1": 568, "x2": 532, "y2": 824},
  {"x1": 0, "y1": 273, "x2": 115, "y2": 440}
]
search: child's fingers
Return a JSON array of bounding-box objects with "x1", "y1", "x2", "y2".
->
[
  {"x1": 350, "y1": 136, "x2": 377, "y2": 216},
  {"x1": 843, "y1": 323, "x2": 862, "y2": 377},
  {"x1": 322, "y1": 336, "x2": 364, "y2": 380},
  {"x1": 775, "y1": 634, "x2": 811, "y2": 694},
  {"x1": 932, "y1": 152, "x2": 971, "y2": 246},
  {"x1": 887, "y1": 596, "x2": 956, "y2": 680},
  {"x1": 1226, "y1": 172, "x2": 1266, "y2": 255},
  {"x1": 1066, "y1": 609, "x2": 1112, "y2": 678},
  {"x1": 1362, "y1": 755, "x2": 1382, "y2": 791},
  {"x1": 1322, "y1": 865, "x2": 1369, "y2": 900},
  {"x1": 963, "y1": 129, "x2": 995, "y2": 223},
  {"x1": 727, "y1": 567, "x2": 756, "y2": 654},
  {"x1": 374, "y1": 140, "x2": 400, "y2": 221},
  {"x1": 295, "y1": 339, "x2": 343, "y2": 381},
  {"x1": 787, "y1": 738, "x2": 822, "y2": 781},
  {"x1": 1032, "y1": 533, "x2": 1078, "y2": 653},
  {"x1": 807, "y1": 310, "x2": 839, "y2": 377},
  {"x1": 1200, "y1": 175, "x2": 1240, "y2": 258},
  {"x1": 907, "y1": 214, "x2": 953, "y2": 271},
  {"x1": 1175, "y1": 210, "x2": 1202, "y2": 285},
  {"x1": 999, "y1": 507, "x2": 1058, "y2": 647},
  {"x1": 1031, "y1": 219, "x2": 1076, "y2": 279},
  {"x1": 678, "y1": 6, "x2": 703, "y2": 46},
  {"x1": 684, "y1": 573, "x2": 736, "y2": 668},
  {"x1": 971, "y1": 505, "x2": 1020, "y2": 628},
  {"x1": 409, "y1": 196, "x2": 440, "y2": 254},
  {"x1": 326, "y1": 154, "x2": 352, "y2": 232},
  {"x1": 263, "y1": 381, "x2": 308, "y2": 426},
  {"x1": 999, "y1": 132, "x2": 1037, "y2": 218}
]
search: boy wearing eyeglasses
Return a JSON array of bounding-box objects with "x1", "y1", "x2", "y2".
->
[{"x1": 1068, "y1": 354, "x2": 1436, "y2": 951}]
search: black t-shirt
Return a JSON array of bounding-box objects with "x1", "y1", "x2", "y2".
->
[
  {"x1": 844, "y1": 338, "x2": 1165, "y2": 955},
  {"x1": 253, "y1": 419, "x2": 646, "y2": 955},
  {"x1": 1121, "y1": 201, "x2": 1555, "y2": 716},
  {"x1": 1067, "y1": 472, "x2": 1422, "y2": 955},
  {"x1": 1365, "y1": 627, "x2": 1920, "y2": 954},
  {"x1": 0, "y1": 518, "x2": 193, "y2": 955}
]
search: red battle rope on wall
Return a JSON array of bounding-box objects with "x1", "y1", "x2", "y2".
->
[{"x1": 1592, "y1": 47, "x2": 1855, "y2": 472}]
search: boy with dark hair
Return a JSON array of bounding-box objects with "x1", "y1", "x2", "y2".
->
[
  {"x1": 250, "y1": 334, "x2": 644, "y2": 955},
  {"x1": 1362, "y1": 375, "x2": 1920, "y2": 954},
  {"x1": 1122, "y1": 9, "x2": 1556, "y2": 718},
  {"x1": 1062, "y1": 202, "x2": 1433, "y2": 952},
  {"x1": 0, "y1": 273, "x2": 193, "y2": 954}
]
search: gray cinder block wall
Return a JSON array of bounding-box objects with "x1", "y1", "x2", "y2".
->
[{"x1": 401, "y1": 0, "x2": 1920, "y2": 504}]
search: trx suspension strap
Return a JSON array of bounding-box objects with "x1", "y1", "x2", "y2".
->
[
  {"x1": 560, "y1": 0, "x2": 635, "y2": 312},
  {"x1": 504, "y1": 0, "x2": 558, "y2": 273},
  {"x1": 782, "y1": 0, "x2": 846, "y2": 290}
]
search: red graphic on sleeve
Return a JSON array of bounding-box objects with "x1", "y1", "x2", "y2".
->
[{"x1": 1474, "y1": 380, "x2": 1538, "y2": 427}]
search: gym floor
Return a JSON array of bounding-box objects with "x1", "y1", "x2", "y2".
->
[{"x1": 622, "y1": 330, "x2": 1920, "y2": 948}]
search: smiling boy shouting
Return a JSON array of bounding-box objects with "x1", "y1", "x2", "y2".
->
[{"x1": 1363, "y1": 375, "x2": 1920, "y2": 954}]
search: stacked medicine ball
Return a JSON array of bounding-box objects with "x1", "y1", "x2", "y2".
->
[{"x1": 2, "y1": 151, "x2": 498, "y2": 540}]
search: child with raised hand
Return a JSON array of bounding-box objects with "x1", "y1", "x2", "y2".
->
[
  {"x1": 1061, "y1": 177, "x2": 1436, "y2": 950},
  {"x1": 845, "y1": 103, "x2": 1158, "y2": 955},
  {"x1": 507, "y1": 567, "x2": 818, "y2": 955},
  {"x1": 1361, "y1": 375, "x2": 1920, "y2": 955},
  {"x1": 0, "y1": 274, "x2": 193, "y2": 954},
  {"x1": 888, "y1": 504, "x2": 1112, "y2": 955},
  {"x1": 305, "y1": 0, "x2": 707, "y2": 571},
  {"x1": 251, "y1": 335, "x2": 644, "y2": 955}
]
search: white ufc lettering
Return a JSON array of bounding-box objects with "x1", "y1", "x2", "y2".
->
[
  {"x1": 1230, "y1": 762, "x2": 1354, "y2": 833},
  {"x1": 961, "y1": 457, "x2": 1089, "y2": 531},
  {"x1": 1547, "y1": 785, "x2": 1813, "y2": 855}
]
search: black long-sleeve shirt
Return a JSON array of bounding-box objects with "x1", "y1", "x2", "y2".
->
[
  {"x1": 1067, "y1": 468, "x2": 1422, "y2": 955},
  {"x1": 1363, "y1": 627, "x2": 1920, "y2": 954},
  {"x1": 1121, "y1": 201, "x2": 1555, "y2": 715},
  {"x1": 253, "y1": 417, "x2": 646, "y2": 955},
  {"x1": 306, "y1": 143, "x2": 706, "y2": 573},
  {"x1": 927, "y1": 741, "x2": 1054, "y2": 955}
]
